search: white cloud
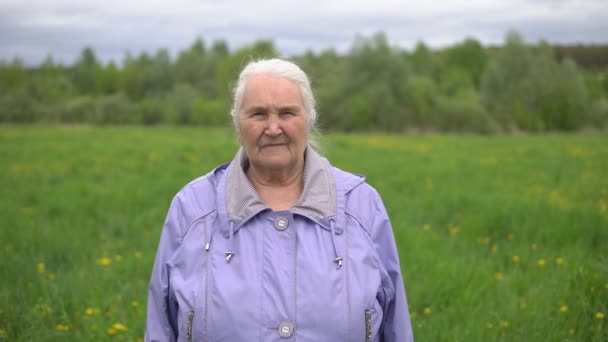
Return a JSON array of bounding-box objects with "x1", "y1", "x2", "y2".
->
[{"x1": 1, "y1": 0, "x2": 607, "y2": 65}]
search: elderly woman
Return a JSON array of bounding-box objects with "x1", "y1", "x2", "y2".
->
[{"x1": 145, "y1": 59, "x2": 413, "y2": 341}]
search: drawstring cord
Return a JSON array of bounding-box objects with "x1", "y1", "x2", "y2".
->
[
  {"x1": 225, "y1": 220, "x2": 235, "y2": 262},
  {"x1": 329, "y1": 219, "x2": 342, "y2": 269}
]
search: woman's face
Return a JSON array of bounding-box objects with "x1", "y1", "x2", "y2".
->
[{"x1": 238, "y1": 74, "x2": 309, "y2": 174}]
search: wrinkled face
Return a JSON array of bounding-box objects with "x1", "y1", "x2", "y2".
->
[{"x1": 238, "y1": 74, "x2": 309, "y2": 173}]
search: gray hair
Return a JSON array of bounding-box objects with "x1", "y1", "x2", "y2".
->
[{"x1": 230, "y1": 58, "x2": 319, "y2": 149}]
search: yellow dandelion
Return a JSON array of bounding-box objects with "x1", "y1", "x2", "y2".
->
[
  {"x1": 131, "y1": 301, "x2": 140, "y2": 308},
  {"x1": 485, "y1": 322, "x2": 494, "y2": 329},
  {"x1": 449, "y1": 226, "x2": 460, "y2": 236},
  {"x1": 55, "y1": 324, "x2": 70, "y2": 332},
  {"x1": 491, "y1": 244, "x2": 499, "y2": 253},
  {"x1": 569, "y1": 328, "x2": 575, "y2": 335},
  {"x1": 138, "y1": 337, "x2": 143, "y2": 342},
  {"x1": 0, "y1": 328, "x2": 6, "y2": 335},
  {"x1": 531, "y1": 243, "x2": 538, "y2": 251},
  {"x1": 494, "y1": 272, "x2": 504, "y2": 281},
  {"x1": 423, "y1": 307, "x2": 431, "y2": 315},
  {"x1": 422, "y1": 224, "x2": 430, "y2": 231},
  {"x1": 537, "y1": 259, "x2": 546, "y2": 267},
  {"x1": 106, "y1": 327, "x2": 117, "y2": 336},
  {"x1": 47, "y1": 273, "x2": 56, "y2": 280},
  {"x1": 519, "y1": 299, "x2": 527, "y2": 310},
  {"x1": 598, "y1": 198, "x2": 607, "y2": 213},
  {"x1": 135, "y1": 251, "x2": 143, "y2": 259},
  {"x1": 410, "y1": 312, "x2": 417, "y2": 320},
  {"x1": 90, "y1": 324, "x2": 98, "y2": 332},
  {"x1": 85, "y1": 307, "x2": 97, "y2": 316},
  {"x1": 596, "y1": 312, "x2": 605, "y2": 319},
  {"x1": 555, "y1": 257, "x2": 564, "y2": 265},
  {"x1": 500, "y1": 320, "x2": 509, "y2": 328},
  {"x1": 112, "y1": 323, "x2": 128, "y2": 331},
  {"x1": 37, "y1": 303, "x2": 53, "y2": 314},
  {"x1": 512, "y1": 255, "x2": 520, "y2": 263},
  {"x1": 37, "y1": 262, "x2": 45, "y2": 273},
  {"x1": 604, "y1": 283, "x2": 607, "y2": 289},
  {"x1": 114, "y1": 255, "x2": 123, "y2": 262},
  {"x1": 476, "y1": 236, "x2": 491, "y2": 245},
  {"x1": 96, "y1": 257, "x2": 112, "y2": 266},
  {"x1": 560, "y1": 305, "x2": 568, "y2": 313}
]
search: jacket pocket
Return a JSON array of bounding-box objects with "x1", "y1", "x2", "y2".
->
[{"x1": 365, "y1": 309, "x2": 372, "y2": 342}]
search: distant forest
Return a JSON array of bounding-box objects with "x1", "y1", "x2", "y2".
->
[{"x1": 1, "y1": 31, "x2": 607, "y2": 133}]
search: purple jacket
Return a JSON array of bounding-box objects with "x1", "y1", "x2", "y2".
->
[{"x1": 146, "y1": 148, "x2": 413, "y2": 341}]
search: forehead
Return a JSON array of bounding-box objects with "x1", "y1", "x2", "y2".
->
[{"x1": 242, "y1": 74, "x2": 303, "y2": 108}]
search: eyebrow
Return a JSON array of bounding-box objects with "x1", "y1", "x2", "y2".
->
[
  {"x1": 278, "y1": 105, "x2": 301, "y2": 112},
  {"x1": 243, "y1": 105, "x2": 302, "y2": 113},
  {"x1": 244, "y1": 106, "x2": 268, "y2": 114}
]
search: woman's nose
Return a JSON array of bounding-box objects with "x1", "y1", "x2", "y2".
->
[{"x1": 265, "y1": 115, "x2": 282, "y2": 136}]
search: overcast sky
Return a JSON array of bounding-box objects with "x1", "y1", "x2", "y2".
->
[{"x1": 1, "y1": 0, "x2": 607, "y2": 65}]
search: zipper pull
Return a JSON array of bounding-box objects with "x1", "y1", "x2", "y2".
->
[{"x1": 205, "y1": 234, "x2": 213, "y2": 251}]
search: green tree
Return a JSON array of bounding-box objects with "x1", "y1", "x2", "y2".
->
[
  {"x1": 409, "y1": 41, "x2": 434, "y2": 77},
  {"x1": 0, "y1": 57, "x2": 28, "y2": 94},
  {"x1": 72, "y1": 46, "x2": 100, "y2": 94},
  {"x1": 97, "y1": 61, "x2": 120, "y2": 94},
  {"x1": 481, "y1": 32, "x2": 589, "y2": 131},
  {"x1": 339, "y1": 32, "x2": 410, "y2": 131},
  {"x1": 481, "y1": 31, "x2": 539, "y2": 130},
  {"x1": 443, "y1": 37, "x2": 487, "y2": 87}
]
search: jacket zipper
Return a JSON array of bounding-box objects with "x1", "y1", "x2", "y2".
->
[
  {"x1": 203, "y1": 216, "x2": 210, "y2": 342},
  {"x1": 365, "y1": 309, "x2": 372, "y2": 342},
  {"x1": 186, "y1": 310, "x2": 194, "y2": 342}
]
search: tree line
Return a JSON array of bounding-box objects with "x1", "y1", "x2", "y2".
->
[{"x1": 1, "y1": 31, "x2": 607, "y2": 133}]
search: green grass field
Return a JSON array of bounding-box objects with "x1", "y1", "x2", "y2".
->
[{"x1": 1, "y1": 126, "x2": 607, "y2": 341}]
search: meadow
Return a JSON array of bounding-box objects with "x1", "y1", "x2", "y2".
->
[{"x1": 0, "y1": 126, "x2": 607, "y2": 341}]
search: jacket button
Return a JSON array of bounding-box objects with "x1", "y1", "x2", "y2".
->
[
  {"x1": 274, "y1": 216, "x2": 289, "y2": 231},
  {"x1": 277, "y1": 321, "x2": 294, "y2": 338}
]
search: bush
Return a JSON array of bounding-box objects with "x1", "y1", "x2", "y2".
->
[
  {"x1": 0, "y1": 88, "x2": 40, "y2": 123},
  {"x1": 61, "y1": 96, "x2": 96, "y2": 123},
  {"x1": 404, "y1": 76, "x2": 437, "y2": 128},
  {"x1": 91, "y1": 93, "x2": 134, "y2": 124},
  {"x1": 434, "y1": 91, "x2": 500, "y2": 134},
  {"x1": 587, "y1": 98, "x2": 608, "y2": 129},
  {"x1": 137, "y1": 97, "x2": 164, "y2": 125},
  {"x1": 191, "y1": 97, "x2": 229, "y2": 126},
  {"x1": 162, "y1": 83, "x2": 198, "y2": 125}
]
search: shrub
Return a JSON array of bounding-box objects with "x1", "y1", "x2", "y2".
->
[{"x1": 92, "y1": 93, "x2": 134, "y2": 124}]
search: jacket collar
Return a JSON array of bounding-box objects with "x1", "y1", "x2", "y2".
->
[{"x1": 222, "y1": 146, "x2": 337, "y2": 234}]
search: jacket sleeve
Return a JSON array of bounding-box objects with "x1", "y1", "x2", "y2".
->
[
  {"x1": 145, "y1": 195, "x2": 185, "y2": 342},
  {"x1": 370, "y1": 191, "x2": 414, "y2": 342}
]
